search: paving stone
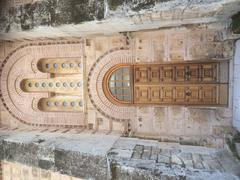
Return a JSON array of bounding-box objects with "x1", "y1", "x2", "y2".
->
[
  {"x1": 157, "y1": 154, "x2": 170, "y2": 164},
  {"x1": 178, "y1": 152, "x2": 193, "y2": 161},
  {"x1": 171, "y1": 155, "x2": 183, "y2": 166},
  {"x1": 170, "y1": 149, "x2": 181, "y2": 155},
  {"x1": 236, "y1": 143, "x2": 240, "y2": 155},
  {"x1": 203, "y1": 159, "x2": 224, "y2": 171},
  {"x1": 150, "y1": 146, "x2": 160, "y2": 161},
  {"x1": 142, "y1": 146, "x2": 152, "y2": 160},
  {"x1": 132, "y1": 145, "x2": 143, "y2": 159},
  {"x1": 184, "y1": 160, "x2": 194, "y2": 169},
  {"x1": 200, "y1": 154, "x2": 213, "y2": 161},
  {"x1": 159, "y1": 149, "x2": 171, "y2": 157},
  {"x1": 192, "y1": 154, "x2": 204, "y2": 169}
]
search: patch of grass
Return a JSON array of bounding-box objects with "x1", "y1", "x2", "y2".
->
[{"x1": 232, "y1": 12, "x2": 240, "y2": 34}]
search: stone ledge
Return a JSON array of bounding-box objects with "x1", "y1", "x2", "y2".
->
[{"x1": 0, "y1": 130, "x2": 240, "y2": 179}]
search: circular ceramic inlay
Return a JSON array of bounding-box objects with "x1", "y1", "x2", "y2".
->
[
  {"x1": 53, "y1": 63, "x2": 58, "y2": 69},
  {"x1": 35, "y1": 83, "x2": 39, "y2": 87},
  {"x1": 47, "y1": 101, "x2": 52, "y2": 107},
  {"x1": 79, "y1": 101, "x2": 83, "y2": 107},
  {"x1": 71, "y1": 102, "x2": 75, "y2": 107},
  {"x1": 70, "y1": 63, "x2": 74, "y2": 68}
]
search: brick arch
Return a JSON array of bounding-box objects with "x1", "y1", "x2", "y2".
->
[
  {"x1": 87, "y1": 47, "x2": 136, "y2": 122},
  {"x1": 0, "y1": 40, "x2": 85, "y2": 128}
]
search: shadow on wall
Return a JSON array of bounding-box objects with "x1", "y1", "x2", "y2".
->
[{"x1": 232, "y1": 12, "x2": 240, "y2": 34}]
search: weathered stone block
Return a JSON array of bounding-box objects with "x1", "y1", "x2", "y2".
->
[
  {"x1": 192, "y1": 154, "x2": 204, "y2": 169},
  {"x1": 157, "y1": 154, "x2": 170, "y2": 164},
  {"x1": 54, "y1": 149, "x2": 107, "y2": 180}
]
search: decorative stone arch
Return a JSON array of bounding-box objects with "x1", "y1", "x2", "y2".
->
[
  {"x1": 87, "y1": 47, "x2": 136, "y2": 122},
  {"x1": 0, "y1": 40, "x2": 85, "y2": 128}
]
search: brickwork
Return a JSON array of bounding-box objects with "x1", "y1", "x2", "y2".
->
[
  {"x1": 87, "y1": 47, "x2": 136, "y2": 122},
  {"x1": 0, "y1": 40, "x2": 86, "y2": 128},
  {"x1": 0, "y1": 27, "x2": 236, "y2": 145}
]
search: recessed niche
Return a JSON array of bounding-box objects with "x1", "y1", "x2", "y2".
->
[
  {"x1": 38, "y1": 96, "x2": 83, "y2": 112},
  {"x1": 20, "y1": 78, "x2": 82, "y2": 94},
  {"x1": 37, "y1": 58, "x2": 82, "y2": 74}
]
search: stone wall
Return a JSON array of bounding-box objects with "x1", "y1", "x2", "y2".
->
[
  {"x1": 0, "y1": 131, "x2": 240, "y2": 180},
  {"x1": 0, "y1": 24, "x2": 237, "y2": 147},
  {"x1": 1, "y1": 161, "x2": 83, "y2": 180},
  {"x1": 0, "y1": 0, "x2": 240, "y2": 39}
]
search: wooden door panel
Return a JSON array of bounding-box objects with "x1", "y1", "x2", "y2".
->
[
  {"x1": 174, "y1": 86, "x2": 186, "y2": 103},
  {"x1": 135, "y1": 67, "x2": 149, "y2": 83},
  {"x1": 175, "y1": 65, "x2": 186, "y2": 82},
  {"x1": 162, "y1": 86, "x2": 174, "y2": 103},
  {"x1": 187, "y1": 64, "x2": 200, "y2": 82},
  {"x1": 186, "y1": 87, "x2": 200, "y2": 103},
  {"x1": 201, "y1": 63, "x2": 218, "y2": 82},
  {"x1": 150, "y1": 67, "x2": 160, "y2": 83},
  {"x1": 161, "y1": 66, "x2": 175, "y2": 82},
  {"x1": 134, "y1": 86, "x2": 150, "y2": 103},
  {"x1": 200, "y1": 86, "x2": 218, "y2": 104},
  {"x1": 150, "y1": 87, "x2": 162, "y2": 103}
]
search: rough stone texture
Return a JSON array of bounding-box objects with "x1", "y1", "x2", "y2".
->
[
  {"x1": 0, "y1": 130, "x2": 119, "y2": 180},
  {"x1": 236, "y1": 143, "x2": 240, "y2": 156},
  {"x1": 54, "y1": 150, "x2": 107, "y2": 179},
  {"x1": 0, "y1": 0, "x2": 240, "y2": 39},
  {"x1": 0, "y1": 26, "x2": 237, "y2": 147},
  {"x1": 1, "y1": 160, "x2": 84, "y2": 180},
  {"x1": 0, "y1": 130, "x2": 240, "y2": 179},
  {"x1": 108, "y1": 137, "x2": 240, "y2": 180},
  {"x1": 0, "y1": 0, "x2": 105, "y2": 31}
]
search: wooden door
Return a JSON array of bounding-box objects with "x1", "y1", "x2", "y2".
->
[{"x1": 133, "y1": 61, "x2": 228, "y2": 106}]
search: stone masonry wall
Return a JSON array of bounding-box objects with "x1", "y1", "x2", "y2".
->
[
  {"x1": 0, "y1": 0, "x2": 240, "y2": 39},
  {"x1": 0, "y1": 24, "x2": 238, "y2": 147}
]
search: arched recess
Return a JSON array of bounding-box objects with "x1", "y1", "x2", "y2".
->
[
  {"x1": 0, "y1": 40, "x2": 85, "y2": 128},
  {"x1": 87, "y1": 47, "x2": 136, "y2": 121}
]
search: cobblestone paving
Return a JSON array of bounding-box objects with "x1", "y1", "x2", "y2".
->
[
  {"x1": 108, "y1": 138, "x2": 240, "y2": 179},
  {"x1": 131, "y1": 145, "x2": 224, "y2": 171}
]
